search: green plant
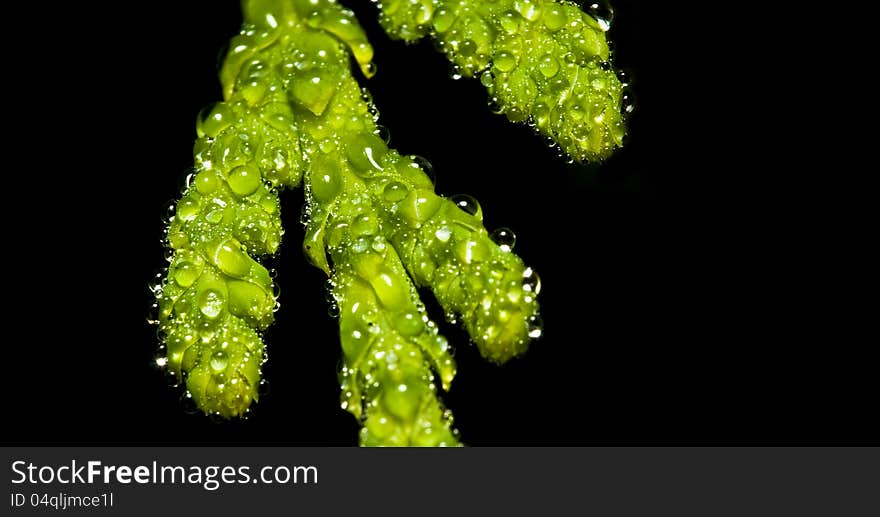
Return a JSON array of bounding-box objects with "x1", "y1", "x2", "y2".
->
[{"x1": 151, "y1": 0, "x2": 627, "y2": 446}]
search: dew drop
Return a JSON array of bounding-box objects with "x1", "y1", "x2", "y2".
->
[
  {"x1": 173, "y1": 262, "x2": 200, "y2": 287},
  {"x1": 305, "y1": 10, "x2": 323, "y2": 28},
  {"x1": 146, "y1": 302, "x2": 160, "y2": 326},
  {"x1": 375, "y1": 124, "x2": 391, "y2": 144},
  {"x1": 410, "y1": 155, "x2": 435, "y2": 185},
  {"x1": 433, "y1": 8, "x2": 456, "y2": 33},
  {"x1": 450, "y1": 194, "x2": 482, "y2": 219},
  {"x1": 514, "y1": 0, "x2": 542, "y2": 22},
  {"x1": 196, "y1": 102, "x2": 233, "y2": 139},
  {"x1": 434, "y1": 226, "x2": 452, "y2": 243},
  {"x1": 522, "y1": 267, "x2": 542, "y2": 295},
  {"x1": 205, "y1": 209, "x2": 224, "y2": 224},
  {"x1": 450, "y1": 63, "x2": 462, "y2": 80},
  {"x1": 210, "y1": 351, "x2": 228, "y2": 371},
  {"x1": 258, "y1": 379, "x2": 271, "y2": 397},
  {"x1": 459, "y1": 39, "x2": 477, "y2": 56},
  {"x1": 480, "y1": 70, "x2": 495, "y2": 88},
  {"x1": 528, "y1": 314, "x2": 544, "y2": 339},
  {"x1": 543, "y1": 6, "x2": 566, "y2": 30},
  {"x1": 490, "y1": 227, "x2": 516, "y2": 251},
  {"x1": 162, "y1": 200, "x2": 176, "y2": 222},
  {"x1": 621, "y1": 84, "x2": 636, "y2": 115},
  {"x1": 227, "y1": 164, "x2": 261, "y2": 196},
  {"x1": 487, "y1": 98, "x2": 504, "y2": 114},
  {"x1": 493, "y1": 51, "x2": 517, "y2": 72},
  {"x1": 199, "y1": 289, "x2": 225, "y2": 319},
  {"x1": 395, "y1": 311, "x2": 423, "y2": 337},
  {"x1": 499, "y1": 10, "x2": 521, "y2": 33},
  {"x1": 584, "y1": 1, "x2": 614, "y2": 31},
  {"x1": 352, "y1": 213, "x2": 379, "y2": 236},
  {"x1": 383, "y1": 181, "x2": 409, "y2": 202},
  {"x1": 538, "y1": 53, "x2": 559, "y2": 78},
  {"x1": 180, "y1": 392, "x2": 199, "y2": 414},
  {"x1": 371, "y1": 236, "x2": 387, "y2": 253}
]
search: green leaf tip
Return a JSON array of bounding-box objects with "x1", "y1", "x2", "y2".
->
[{"x1": 377, "y1": 0, "x2": 630, "y2": 162}]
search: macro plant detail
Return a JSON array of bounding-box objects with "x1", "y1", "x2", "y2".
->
[
  {"x1": 376, "y1": 0, "x2": 629, "y2": 161},
  {"x1": 150, "y1": 0, "x2": 626, "y2": 446}
]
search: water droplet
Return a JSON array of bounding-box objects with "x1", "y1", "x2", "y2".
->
[
  {"x1": 197, "y1": 102, "x2": 233, "y2": 139},
  {"x1": 395, "y1": 311, "x2": 423, "y2": 337},
  {"x1": 449, "y1": 63, "x2": 462, "y2": 80},
  {"x1": 149, "y1": 276, "x2": 164, "y2": 296},
  {"x1": 258, "y1": 379, "x2": 271, "y2": 397},
  {"x1": 162, "y1": 200, "x2": 176, "y2": 222},
  {"x1": 514, "y1": 0, "x2": 541, "y2": 22},
  {"x1": 528, "y1": 314, "x2": 544, "y2": 339},
  {"x1": 499, "y1": 10, "x2": 521, "y2": 33},
  {"x1": 352, "y1": 213, "x2": 379, "y2": 237},
  {"x1": 450, "y1": 194, "x2": 482, "y2": 219},
  {"x1": 487, "y1": 98, "x2": 504, "y2": 114},
  {"x1": 213, "y1": 239, "x2": 252, "y2": 278},
  {"x1": 434, "y1": 226, "x2": 452, "y2": 242},
  {"x1": 375, "y1": 124, "x2": 391, "y2": 144},
  {"x1": 180, "y1": 392, "x2": 199, "y2": 414},
  {"x1": 371, "y1": 236, "x2": 387, "y2": 253},
  {"x1": 228, "y1": 164, "x2": 261, "y2": 196},
  {"x1": 538, "y1": 53, "x2": 559, "y2": 78},
  {"x1": 199, "y1": 289, "x2": 225, "y2": 319},
  {"x1": 205, "y1": 209, "x2": 224, "y2": 224},
  {"x1": 584, "y1": 1, "x2": 613, "y2": 31},
  {"x1": 146, "y1": 302, "x2": 160, "y2": 326},
  {"x1": 210, "y1": 351, "x2": 228, "y2": 371},
  {"x1": 490, "y1": 227, "x2": 516, "y2": 251},
  {"x1": 621, "y1": 79, "x2": 636, "y2": 114},
  {"x1": 543, "y1": 6, "x2": 567, "y2": 30},
  {"x1": 459, "y1": 39, "x2": 477, "y2": 56},
  {"x1": 410, "y1": 155, "x2": 435, "y2": 185},
  {"x1": 173, "y1": 261, "x2": 200, "y2": 287},
  {"x1": 480, "y1": 70, "x2": 495, "y2": 88},
  {"x1": 383, "y1": 181, "x2": 409, "y2": 202},
  {"x1": 493, "y1": 51, "x2": 517, "y2": 72},
  {"x1": 522, "y1": 267, "x2": 541, "y2": 295},
  {"x1": 433, "y1": 8, "x2": 456, "y2": 33}
]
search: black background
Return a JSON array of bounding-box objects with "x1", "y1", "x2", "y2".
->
[{"x1": 7, "y1": 1, "x2": 872, "y2": 445}]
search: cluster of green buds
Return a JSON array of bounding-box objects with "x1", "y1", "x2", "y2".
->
[
  {"x1": 376, "y1": 0, "x2": 630, "y2": 161},
  {"x1": 151, "y1": 0, "x2": 625, "y2": 445}
]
